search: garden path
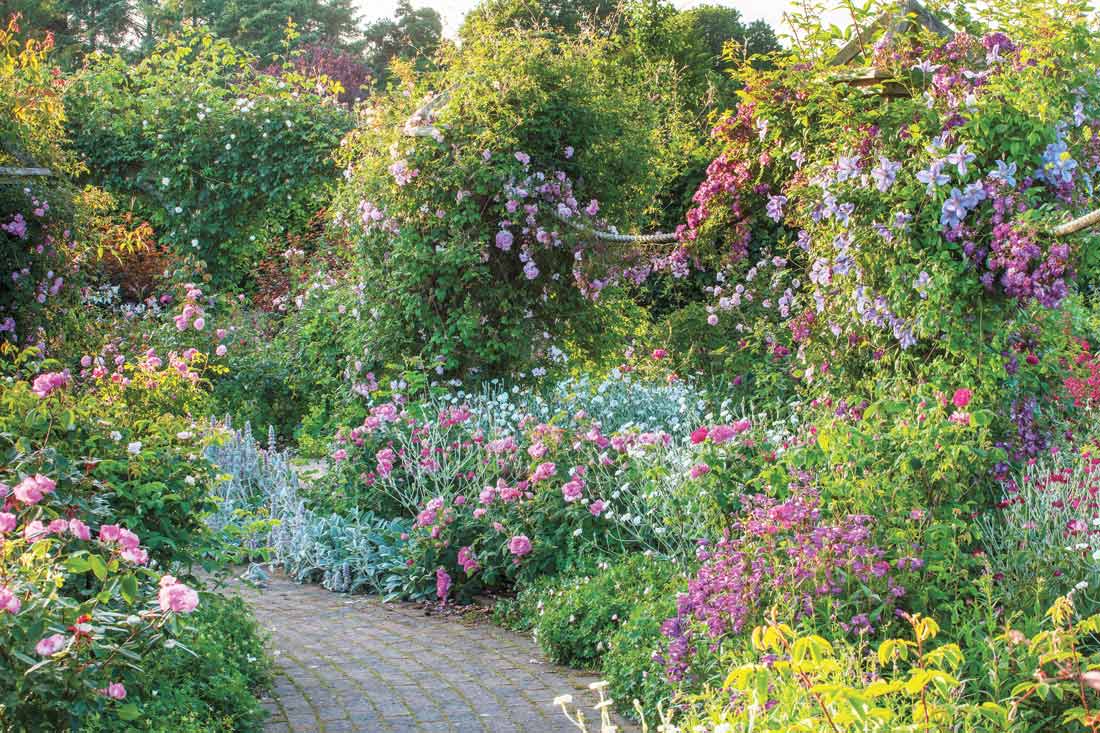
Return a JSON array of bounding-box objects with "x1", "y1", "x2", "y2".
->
[{"x1": 235, "y1": 575, "x2": 632, "y2": 733}]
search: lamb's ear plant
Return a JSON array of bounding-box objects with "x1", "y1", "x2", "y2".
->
[{"x1": 205, "y1": 420, "x2": 413, "y2": 596}]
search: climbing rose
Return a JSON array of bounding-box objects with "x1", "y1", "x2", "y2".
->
[
  {"x1": 13, "y1": 474, "x2": 55, "y2": 505},
  {"x1": 158, "y1": 576, "x2": 199, "y2": 614},
  {"x1": 952, "y1": 388, "x2": 973, "y2": 408},
  {"x1": 508, "y1": 535, "x2": 532, "y2": 557},
  {"x1": 36, "y1": 634, "x2": 66, "y2": 656},
  {"x1": 0, "y1": 513, "x2": 15, "y2": 532}
]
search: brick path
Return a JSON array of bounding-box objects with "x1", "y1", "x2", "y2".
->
[{"x1": 235, "y1": 575, "x2": 631, "y2": 733}]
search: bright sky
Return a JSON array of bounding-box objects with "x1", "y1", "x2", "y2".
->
[{"x1": 358, "y1": 0, "x2": 835, "y2": 39}]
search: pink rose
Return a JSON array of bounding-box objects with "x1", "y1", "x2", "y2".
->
[
  {"x1": 36, "y1": 633, "x2": 66, "y2": 656},
  {"x1": 69, "y1": 519, "x2": 91, "y2": 540},
  {"x1": 158, "y1": 579, "x2": 199, "y2": 614},
  {"x1": 31, "y1": 371, "x2": 70, "y2": 398},
  {"x1": 0, "y1": 513, "x2": 16, "y2": 533},
  {"x1": 651, "y1": 348, "x2": 668, "y2": 360},
  {"x1": 588, "y1": 500, "x2": 606, "y2": 517},
  {"x1": 117, "y1": 528, "x2": 140, "y2": 551},
  {"x1": 103, "y1": 683, "x2": 126, "y2": 700},
  {"x1": 561, "y1": 480, "x2": 584, "y2": 503},
  {"x1": 0, "y1": 587, "x2": 21, "y2": 614},
  {"x1": 508, "y1": 535, "x2": 532, "y2": 557},
  {"x1": 121, "y1": 546, "x2": 149, "y2": 565},
  {"x1": 98, "y1": 524, "x2": 121, "y2": 543},
  {"x1": 689, "y1": 426, "x2": 709, "y2": 444},
  {"x1": 24, "y1": 520, "x2": 47, "y2": 543},
  {"x1": 435, "y1": 567, "x2": 452, "y2": 602},
  {"x1": 952, "y1": 388, "x2": 973, "y2": 408},
  {"x1": 689, "y1": 463, "x2": 711, "y2": 479},
  {"x1": 13, "y1": 474, "x2": 56, "y2": 505}
]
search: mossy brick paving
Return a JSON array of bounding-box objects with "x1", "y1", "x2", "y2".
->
[{"x1": 235, "y1": 575, "x2": 634, "y2": 732}]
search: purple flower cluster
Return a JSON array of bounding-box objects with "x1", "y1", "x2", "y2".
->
[
  {"x1": 659, "y1": 486, "x2": 912, "y2": 682},
  {"x1": 982, "y1": 190, "x2": 1071, "y2": 308}
]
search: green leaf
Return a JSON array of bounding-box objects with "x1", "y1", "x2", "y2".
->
[
  {"x1": 120, "y1": 574, "x2": 139, "y2": 604},
  {"x1": 89, "y1": 554, "x2": 108, "y2": 582},
  {"x1": 117, "y1": 703, "x2": 141, "y2": 721}
]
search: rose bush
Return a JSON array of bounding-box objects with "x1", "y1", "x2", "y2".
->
[{"x1": 0, "y1": 373, "x2": 205, "y2": 729}]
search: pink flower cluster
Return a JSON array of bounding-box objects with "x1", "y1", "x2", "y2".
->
[
  {"x1": 457, "y1": 546, "x2": 479, "y2": 574},
  {"x1": 173, "y1": 284, "x2": 208, "y2": 331},
  {"x1": 12, "y1": 473, "x2": 56, "y2": 505},
  {"x1": 99, "y1": 524, "x2": 149, "y2": 565},
  {"x1": 30, "y1": 371, "x2": 70, "y2": 398}
]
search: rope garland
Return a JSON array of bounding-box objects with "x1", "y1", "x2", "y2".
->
[
  {"x1": 1053, "y1": 207, "x2": 1100, "y2": 237},
  {"x1": 555, "y1": 214, "x2": 679, "y2": 243}
]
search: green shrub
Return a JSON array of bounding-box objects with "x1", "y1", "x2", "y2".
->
[
  {"x1": 603, "y1": 591, "x2": 679, "y2": 721},
  {"x1": 534, "y1": 555, "x2": 682, "y2": 669},
  {"x1": 83, "y1": 593, "x2": 272, "y2": 733},
  {"x1": 64, "y1": 31, "x2": 352, "y2": 287}
]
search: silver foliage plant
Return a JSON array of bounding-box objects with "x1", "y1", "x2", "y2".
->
[
  {"x1": 980, "y1": 441, "x2": 1100, "y2": 596},
  {"x1": 205, "y1": 418, "x2": 410, "y2": 594}
]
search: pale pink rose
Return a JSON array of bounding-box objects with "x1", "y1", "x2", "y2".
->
[
  {"x1": 117, "y1": 528, "x2": 140, "y2": 551},
  {"x1": 158, "y1": 580, "x2": 199, "y2": 613},
  {"x1": 24, "y1": 520, "x2": 47, "y2": 543},
  {"x1": 508, "y1": 535, "x2": 532, "y2": 557},
  {"x1": 0, "y1": 513, "x2": 15, "y2": 533},
  {"x1": 104, "y1": 682, "x2": 127, "y2": 700},
  {"x1": 69, "y1": 519, "x2": 91, "y2": 540},
  {"x1": 0, "y1": 587, "x2": 21, "y2": 614},
  {"x1": 121, "y1": 546, "x2": 148, "y2": 565},
  {"x1": 98, "y1": 524, "x2": 121, "y2": 543},
  {"x1": 36, "y1": 633, "x2": 66, "y2": 656},
  {"x1": 13, "y1": 474, "x2": 56, "y2": 505}
]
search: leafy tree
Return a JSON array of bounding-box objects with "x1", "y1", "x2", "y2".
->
[
  {"x1": 364, "y1": 0, "x2": 442, "y2": 86},
  {"x1": 459, "y1": 0, "x2": 620, "y2": 39},
  {"x1": 629, "y1": 1, "x2": 779, "y2": 111},
  {"x1": 6, "y1": 0, "x2": 139, "y2": 60}
]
